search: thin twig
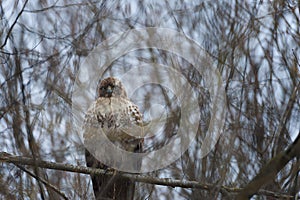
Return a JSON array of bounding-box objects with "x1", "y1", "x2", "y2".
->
[
  {"x1": 15, "y1": 164, "x2": 69, "y2": 200},
  {"x1": 0, "y1": 0, "x2": 29, "y2": 49}
]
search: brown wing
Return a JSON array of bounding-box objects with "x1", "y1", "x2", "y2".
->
[{"x1": 84, "y1": 97, "x2": 143, "y2": 200}]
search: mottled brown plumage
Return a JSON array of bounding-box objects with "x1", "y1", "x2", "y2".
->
[{"x1": 84, "y1": 77, "x2": 143, "y2": 200}]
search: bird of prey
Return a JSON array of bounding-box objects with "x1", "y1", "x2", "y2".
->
[{"x1": 83, "y1": 77, "x2": 144, "y2": 200}]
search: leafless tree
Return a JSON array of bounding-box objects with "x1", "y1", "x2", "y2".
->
[{"x1": 0, "y1": 1, "x2": 299, "y2": 199}]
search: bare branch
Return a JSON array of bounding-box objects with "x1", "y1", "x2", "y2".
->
[
  {"x1": 0, "y1": 0, "x2": 29, "y2": 49},
  {"x1": 14, "y1": 164, "x2": 68, "y2": 200},
  {"x1": 237, "y1": 131, "x2": 300, "y2": 199},
  {"x1": 0, "y1": 152, "x2": 294, "y2": 199}
]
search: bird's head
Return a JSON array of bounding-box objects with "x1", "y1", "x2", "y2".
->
[{"x1": 97, "y1": 77, "x2": 127, "y2": 98}]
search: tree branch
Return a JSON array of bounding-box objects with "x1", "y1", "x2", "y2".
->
[
  {"x1": 0, "y1": 152, "x2": 294, "y2": 199},
  {"x1": 14, "y1": 164, "x2": 68, "y2": 200},
  {"x1": 236, "y1": 81, "x2": 300, "y2": 199},
  {"x1": 236, "y1": 132, "x2": 300, "y2": 199},
  {"x1": 0, "y1": 0, "x2": 29, "y2": 49}
]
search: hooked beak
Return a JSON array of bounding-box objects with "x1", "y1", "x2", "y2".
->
[{"x1": 106, "y1": 85, "x2": 113, "y2": 94}]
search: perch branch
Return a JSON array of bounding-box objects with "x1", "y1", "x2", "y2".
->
[{"x1": 0, "y1": 152, "x2": 294, "y2": 199}]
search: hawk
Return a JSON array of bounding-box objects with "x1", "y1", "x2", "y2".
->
[{"x1": 84, "y1": 77, "x2": 144, "y2": 200}]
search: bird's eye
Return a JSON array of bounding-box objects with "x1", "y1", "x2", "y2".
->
[{"x1": 100, "y1": 87, "x2": 105, "y2": 91}]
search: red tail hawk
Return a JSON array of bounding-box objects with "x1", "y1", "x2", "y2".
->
[{"x1": 84, "y1": 77, "x2": 143, "y2": 200}]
